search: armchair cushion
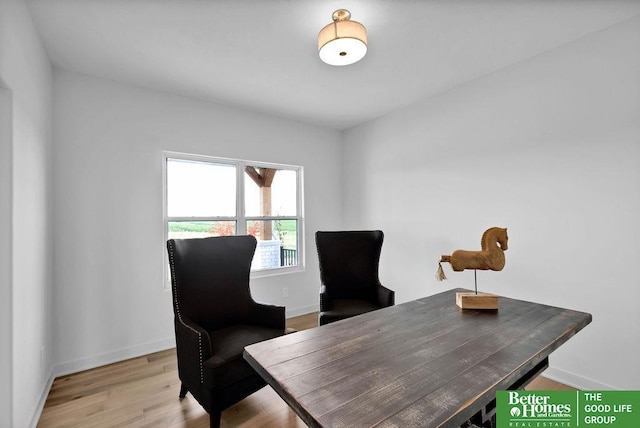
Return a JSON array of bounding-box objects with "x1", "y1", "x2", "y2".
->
[
  {"x1": 319, "y1": 299, "x2": 380, "y2": 325},
  {"x1": 204, "y1": 324, "x2": 284, "y2": 389}
]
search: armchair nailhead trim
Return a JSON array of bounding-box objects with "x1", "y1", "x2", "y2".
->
[{"x1": 168, "y1": 243, "x2": 204, "y2": 384}]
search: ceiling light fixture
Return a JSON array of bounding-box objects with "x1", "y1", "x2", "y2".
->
[{"x1": 318, "y1": 9, "x2": 367, "y2": 66}]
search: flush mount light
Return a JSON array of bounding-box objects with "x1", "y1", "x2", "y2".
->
[{"x1": 318, "y1": 9, "x2": 367, "y2": 66}]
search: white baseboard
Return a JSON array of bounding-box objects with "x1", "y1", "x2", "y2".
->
[
  {"x1": 52, "y1": 337, "x2": 176, "y2": 378},
  {"x1": 29, "y1": 367, "x2": 54, "y2": 428},
  {"x1": 48, "y1": 309, "x2": 319, "y2": 379},
  {"x1": 30, "y1": 313, "x2": 317, "y2": 427},
  {"x1": 543, "y1": 366, "x2": 617, "y2": 390},
  {"x1": 49, "y1": 310, "x2": 318, "y2": 380},
  {"x1": 30, "y1": 338, "x2": 175, "y2": 427},
  {"x1": 29, "y1": 329, "x2": 615, "y2": 427},
  {"x1": 286, "y1": 304, "x2": 319, "y2": 318}
]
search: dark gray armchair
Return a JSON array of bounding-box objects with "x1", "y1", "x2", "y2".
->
[
  {"x1": 315, "y1": 230, "x2": 395, "y2": 326},
  {"x1": 167, "y1": 235, "x2": 288, "y2": 428}
]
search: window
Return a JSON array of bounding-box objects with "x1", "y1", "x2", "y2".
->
[{"x1": 163, "y1": 152, "x2": 303, "y2": 283}]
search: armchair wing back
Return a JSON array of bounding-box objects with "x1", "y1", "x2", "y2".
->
[
  {"x1": 169, "y1": 235, "x2": 256, "y2": 330},
  {"x1": 167, "y1": 235, "x2": 287, "y2": 428},
  {"x1": 316, "y1": 230, "x2": 394, "y2": 325}
]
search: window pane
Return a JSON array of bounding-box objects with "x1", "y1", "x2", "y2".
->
[
  {"x1": 244, "y1": 167, "x2": 297, "y2": 217},
  {"x1": 167, "y1": 158, "x2": 236, "y2": 217},
  {"x1": 247, "y1": 220, "x2": 298, "y2": 270},
  {"x1": 168, "y1": 221, "x2": 236, "y2": 240}
]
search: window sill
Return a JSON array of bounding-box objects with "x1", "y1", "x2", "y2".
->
[
  {"x1": 251, "y1": 264, "x2": 305, "y2": 279},
  {"x1": 164, "y1": 264, "x2": 305, "y2": 291}
]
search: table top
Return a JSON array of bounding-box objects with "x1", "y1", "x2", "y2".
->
[{"x1": 244, "y1": 288, "x2": 592, "y2": 428}]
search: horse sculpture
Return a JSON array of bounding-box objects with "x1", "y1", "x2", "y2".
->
[{"x1": 436, "y1": 227, "x2": 508, "y2": 281}]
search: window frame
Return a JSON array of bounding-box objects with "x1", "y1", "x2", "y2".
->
[{"x1": 162, "y1": 151, "x2": 305, "y2": 288}]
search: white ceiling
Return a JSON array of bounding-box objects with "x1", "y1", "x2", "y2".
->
[{"x1": 27, "y1": 0, "x2": 640, "y2": 130}]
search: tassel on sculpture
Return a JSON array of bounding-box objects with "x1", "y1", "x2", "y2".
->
[{"x1": 436, "y1": 262, "x2": 447, "y2": 281}]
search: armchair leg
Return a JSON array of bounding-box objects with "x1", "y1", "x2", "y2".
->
[
  {"x1": 209, "y1": 409, "x2": 221, "y2": 428},
  {"x1": 179, "y1": 383, "x2": 188, "y2": 399}
]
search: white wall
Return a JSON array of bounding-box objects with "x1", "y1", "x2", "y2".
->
[
  {"x1": 0, "y1": 85, "x2": 14, "y2": 428},
  {"x1": 0, "y1": 0, "x2": 54, "y2": 426},
  {"x1": 52, "y1": 70, "x2": 343, "y2": 373},
  {"x1": 343, "y1": 17, "x2": 640, "y2": 390}
]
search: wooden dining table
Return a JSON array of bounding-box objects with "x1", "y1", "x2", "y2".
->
[{"x1": 244, "y1": 288, "x2": 592, "y2": 428}]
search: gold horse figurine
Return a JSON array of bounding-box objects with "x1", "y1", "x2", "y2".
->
[{"x1": 436, "y1": 227, "x2": 508, "y2": 281}]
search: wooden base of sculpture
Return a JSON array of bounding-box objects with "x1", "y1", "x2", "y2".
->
[{"x1": 456, "y1": 292, "x2": 498, "y2": 310}]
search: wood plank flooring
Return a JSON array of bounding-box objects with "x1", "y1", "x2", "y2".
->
[{"x1": 38, "y1": 312, "x2": 572, "y2": 427}]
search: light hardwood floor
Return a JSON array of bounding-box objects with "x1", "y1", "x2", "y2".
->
[{"x1": 38, "y1": 312, "x2": 572, "y2": 427}]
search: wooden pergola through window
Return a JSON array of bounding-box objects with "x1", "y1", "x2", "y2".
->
[{"x1": 244, "y1": 166, "x2": 276, "y2": 240}]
